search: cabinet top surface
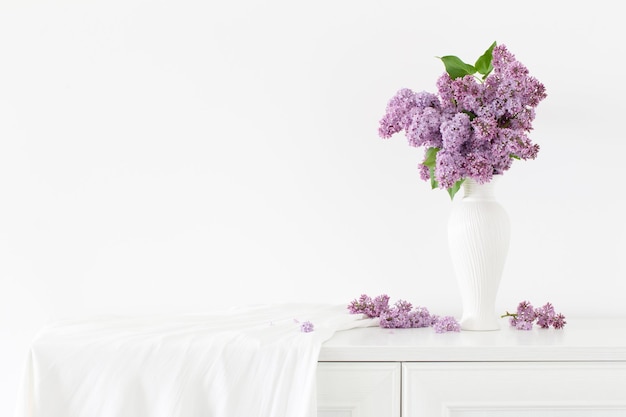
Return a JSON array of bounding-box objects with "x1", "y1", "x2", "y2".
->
[{"x1": 319, "y1": 318, "x2": 626, "y2": 362}]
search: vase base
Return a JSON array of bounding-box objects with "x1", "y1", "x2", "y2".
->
[{"x1": 460, "y1": 317, "x2": 500, "y2": 331}]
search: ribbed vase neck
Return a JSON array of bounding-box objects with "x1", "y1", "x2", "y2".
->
[{"x1": 462, "y1": 177, "x2": 500, "y2": 201}]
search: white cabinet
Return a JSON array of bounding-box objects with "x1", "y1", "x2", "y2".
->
[
  {"x1": 316, "y1": 362, "x2": 400, "y2": 417},
  {"x1": 403, "y1": 362, "x2": 626, "y2": 416},
  {"x1": 317, "y1": 319, "x2": 626, "y2": 416}
]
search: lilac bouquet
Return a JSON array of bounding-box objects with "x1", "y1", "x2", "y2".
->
[{"x1": 378, "y1": 42, "x2": 547, "y2": 199}]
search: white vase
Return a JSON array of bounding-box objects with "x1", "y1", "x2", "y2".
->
[{"x1": 448, "y1": 176, "x2": 510, "y2": 331}]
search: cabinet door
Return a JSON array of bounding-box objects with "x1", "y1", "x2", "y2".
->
[
  {"x1": 403, "y1": 362, "x2": 626, "y2": 416},
  {"x1": 317, "y1": 362, "x2": 400, "y2": 417}
]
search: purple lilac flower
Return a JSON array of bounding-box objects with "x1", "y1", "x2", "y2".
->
[
  {"x1": 378, "y1": 43, "x2": 546, "y2": 191},
  {"x1": 464, "y1": 151, "x2": 496, "y2": 184},
  {"x1": 347, "y1": 294, "x2": 376, "y2": 317},
  {"x1": 394, "y1": 299, "x2": 413, "y2": 313},
  {"x1": 379, "y1": 308, "x2": 410, "y2": 329},
  {"x1": 379, "y1": 302, "x2": 436, "y2": 329},
  {"x1": 300, "y1": 321, "x2": 314, "y2": 333},
  {"x1": 505, "y1": 300, "x2": 566, "y2": 330},
  {"x1": 535, "y1": 302, "x2": 556, "y2": 329},
  {"x1": 491, "y1": 46, "x2": 546, "y2": 109},
  {"x1": 472, "y1": 116, "x2": 498, "y2": 143},
  {"x1": 418, "y1": 161, "x2": 431, "y2": 181},
  {"x1": 434, "y1": 149, "x2": 465, "y2": 189},
  {"x1": 348, "y1": 294, "x2": 460, "y2": 332},
  {"x1": 406, "y1": 106, "x2": 443, "y2": 148},
  {"x1": 511, "y1": 300, "x2": 536, "y2": 330},
  {"x1": 449, "y1": 74, "x2": 484, "y2": 114},
  {"x1": 378, "y1": 88, "x2": 417, "y2": 138},
  {"x1": 441, "y1": 112, "x2": 472, "y2": 151},
  {"x1": 379, "y1": 300, "x2": 412, "y2": 328},
  {"x1": 408, "y1": 306, "x2": 435, "y2": 328},
  {"x1": 514, "y1": 319, "x2": 534, "y2": 331},
  {"x1": 372, "y1": 294, "x2": 391, "y2": 316},
  {"x1": 433, "y1": 316, "x2": 461, "y2": 333},
  {"x1": 378, "y1": 89, "x2": 440, "y2": 139},
  {"x1": 553, "y1": 313, "x2": 567, "y2": 329},
  {"x1": 347, "y1": 294, "x2": 391, "y2": 318},
  {"x1": 436, "y1": 73, "x2": 457, "y2": 111},
  {"x1": 516, "y1": 301, "x2": 535, "y2": 320}
]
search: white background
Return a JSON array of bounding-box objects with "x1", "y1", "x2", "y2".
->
[{"x1": 1, "y1": 0, "x2": 625, "y2": 413}]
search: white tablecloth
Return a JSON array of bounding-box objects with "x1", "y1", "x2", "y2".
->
[{"x1": 14, "y1": 304, "x2": 376, "y2": 417}]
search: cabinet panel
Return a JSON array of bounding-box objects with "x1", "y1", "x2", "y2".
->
[
  {"x1": 445, "y1": 409, "x2": 625, "y2": 417},
  {"x1": 402, "y1": 362, "x2": 626, "y2": 416},
  {"x1": 317, "y1": 362, "x2": 400, "y2": 417}
]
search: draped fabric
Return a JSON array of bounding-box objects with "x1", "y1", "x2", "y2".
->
[{"x1": 14, "y1": 304, "x2": 375, "y2": 417}]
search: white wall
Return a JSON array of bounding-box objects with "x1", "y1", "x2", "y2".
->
[{"x1": 1, "y1": 0, "x2": 625, "y2": 413}]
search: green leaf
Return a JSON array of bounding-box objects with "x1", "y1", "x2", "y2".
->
[
  {"x1": 422, "y1": 147, "x2": 439, "y2": 167},
  {"x1": 474, "y1": 41, "x2": 496, "y2": 77},
  {"x1": 461, "y1": 109, "x2": 477, "y2": 121},
  {"x1": 447, "y1": 179, "x2": 465, "y2": 200},
  {"x1": 429, "y1": 166, "x2": 438, "y2": 189},
  {"x1": 422, "y1": 147, "x2": 439, "y2": 190},
  {"x1": 438, "y1": 55, "x2": 476, "y2": 80}
]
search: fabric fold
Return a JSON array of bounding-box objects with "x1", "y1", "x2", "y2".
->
[{"x1": 14, "y1": 303, "x2": 375, "y2": 417}]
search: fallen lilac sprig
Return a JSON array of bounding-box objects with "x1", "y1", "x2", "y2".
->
[
  {"x1": 501, "y1": 301, "x2": 566, "y2": 330},
  {"x1": 433, "y1": 316, "x2": 461, "y2": 333},
  {"x1": 348, "y1": 294, "x2": 460, "y2": 333},
  {"x1": 300, "y1": 321, "x2": 314, "y2": 333},
  {"x1": 347, "y1": 294, "x2": 390, "y2": 318}
]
